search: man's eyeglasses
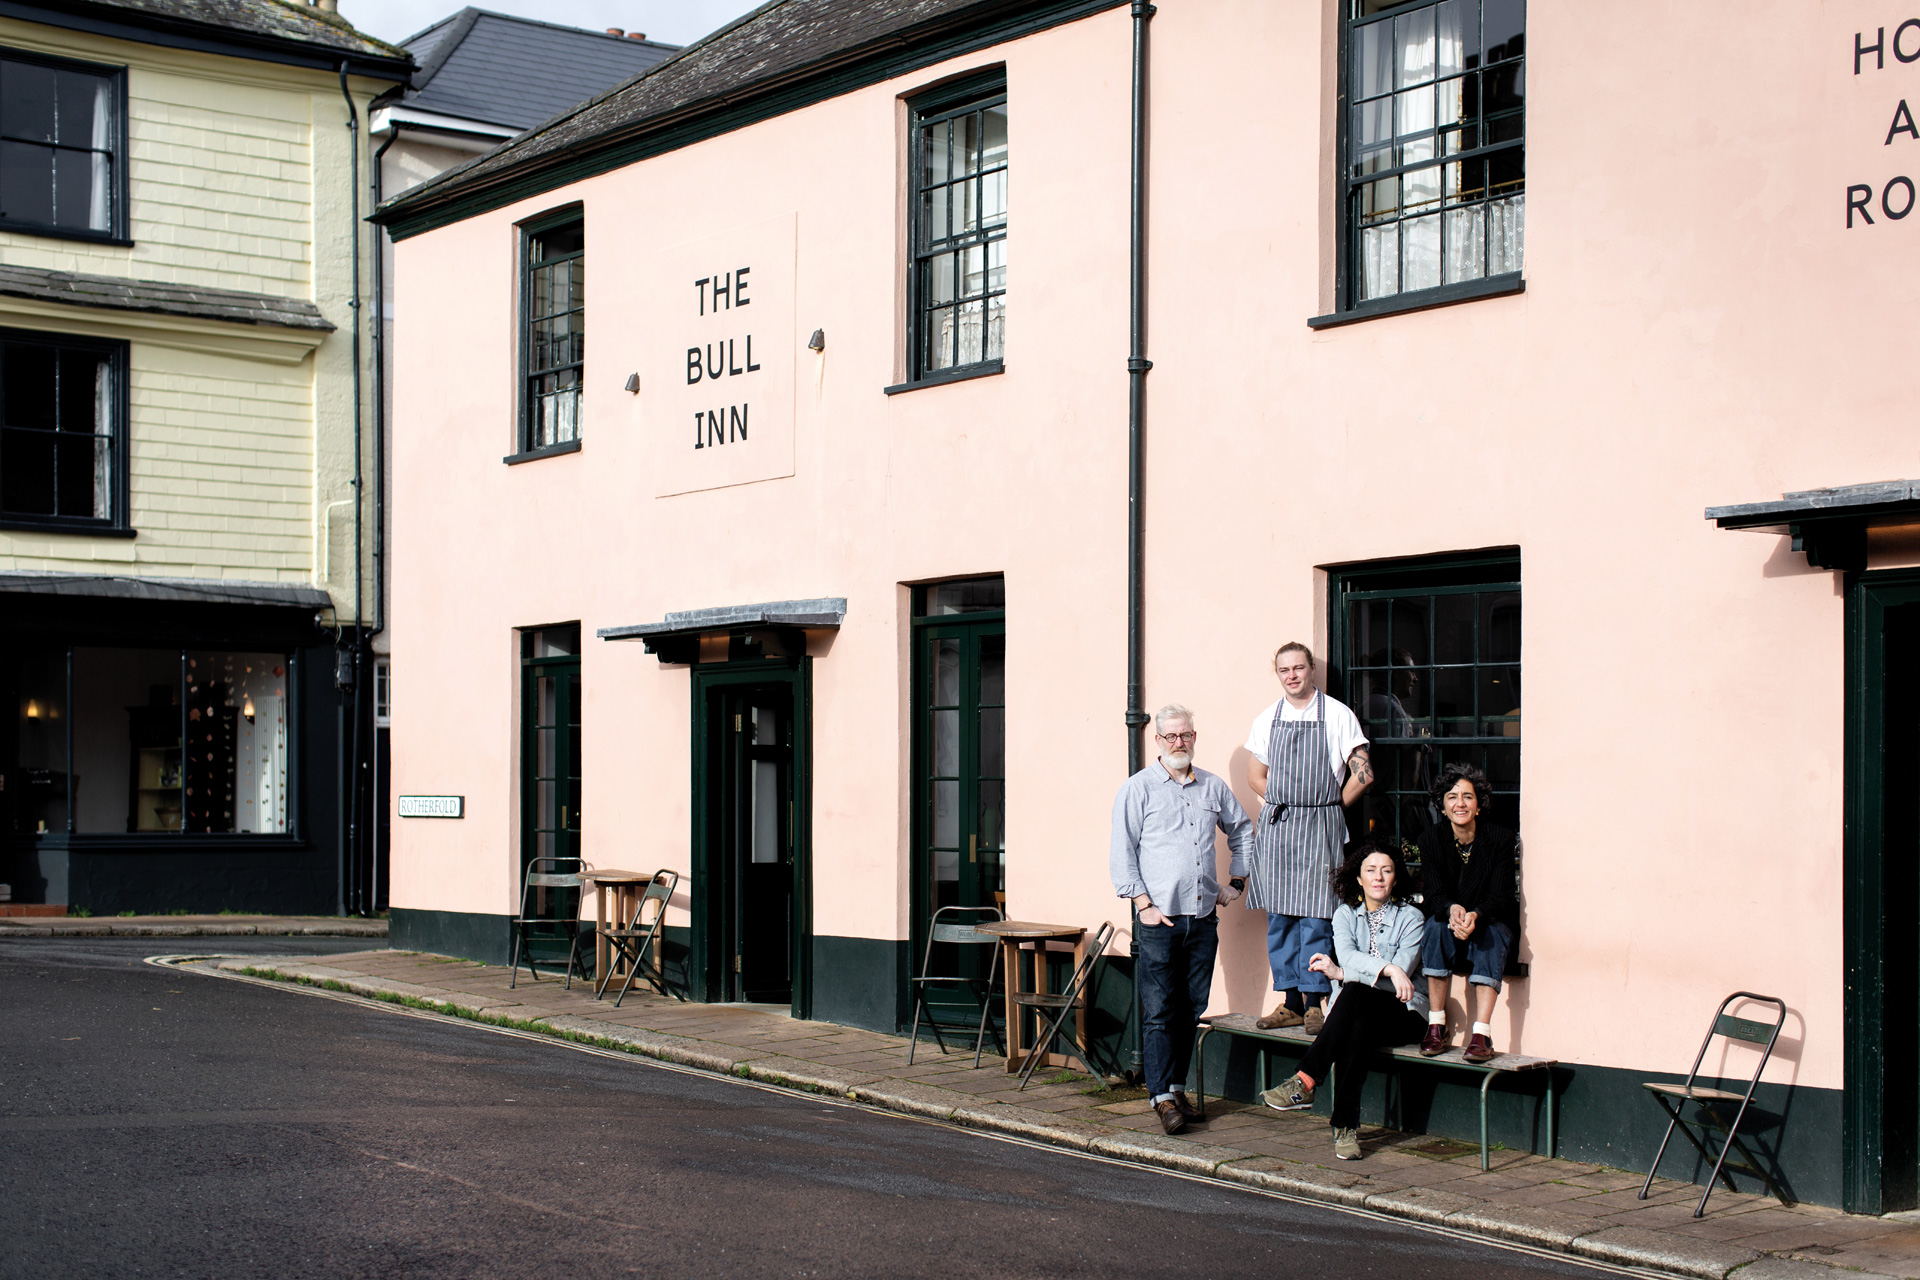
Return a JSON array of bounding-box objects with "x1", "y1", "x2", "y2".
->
[{"x1": 1156, "y1": 731, "x2": 1197, "y2": 744}]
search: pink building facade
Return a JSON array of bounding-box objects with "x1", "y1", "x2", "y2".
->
[{"x1": 376, "y1": 0, "x2": 1920, "y2": 1211}]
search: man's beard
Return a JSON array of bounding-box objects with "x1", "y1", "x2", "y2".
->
[{"x1": 1164, "y1": 750, "x2": 1192, "y2": 771}]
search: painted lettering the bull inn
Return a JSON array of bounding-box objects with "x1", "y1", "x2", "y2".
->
[{"x1": 358, "y1": 0, "x2": 1920, "y2": 1222}]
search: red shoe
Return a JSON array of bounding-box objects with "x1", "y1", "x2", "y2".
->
[
  {"x1": 1463, "y1": 1033, "x2": 1497, "y2": 1064},
  {"x1": 1419, "y1": 1023, "x2": 1450, "y2": 1057}
]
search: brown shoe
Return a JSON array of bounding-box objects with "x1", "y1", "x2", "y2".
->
[
  {"x1": 1172, "y1": 1091, "x2": 1205, "y2": 1122},
  {"x1": 1303, "y1": 1004, "x2": 1326, "y2": 1036},
  {"x1": 1463, "y1": 1033, "x2": 1496, "y2": 1064},
  {"x1": 1419, "y1": 1023, "x2": 1450, "y2": 1057},
  {"x1": 1154, "y1": 1097, "x2": 1188, "y2": 1134},
  {"x1": 1255, "y1": 1007, "x2": 1304, "y2": 1030}
]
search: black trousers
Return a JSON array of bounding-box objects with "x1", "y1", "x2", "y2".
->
[{"x1": 1297, "y1": 982, "x2": 1428, "y2": 1128}]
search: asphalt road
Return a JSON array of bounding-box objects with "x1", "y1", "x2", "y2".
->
[{"x1": 0, "y1": 937, "x2": 1617, "y2": 1279}]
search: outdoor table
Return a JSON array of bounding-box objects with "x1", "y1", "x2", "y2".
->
[
  {"x1": 976, "y1": 920, "x2": 1086, "y2": 1075},
  {"x1": 586, "y1": 869, "x2": 649, "y2": 987}
]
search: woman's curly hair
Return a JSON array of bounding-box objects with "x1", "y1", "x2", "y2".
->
[
  {"x1": 1329, "y1": 836, "x2": 1417, "y2": 908},
  {"x1": 1430, "y1": 761, "x2": 1494, "y2": 816}
]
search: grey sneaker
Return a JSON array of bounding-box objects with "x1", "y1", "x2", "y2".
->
[
  {"x1": 1259, "y1": 1072, "x2": 1314, "y2": 1111},
  {"x1": 1333, "y1": 1127, "x2": 1363, "y2": 1160}
]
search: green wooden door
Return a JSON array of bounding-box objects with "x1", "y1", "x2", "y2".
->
[
  {"x1": 914, "y1": 605, "x2": 1006, "y2": 1017},
  {"x1": 521, "y1": 628, "x2": 581, "y2": 873},
  {"x1": 716, "y1": 683, "x2": 796, "y2": 1003}
]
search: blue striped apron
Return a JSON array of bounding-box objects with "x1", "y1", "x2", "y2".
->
[{"x1": 1247, "y1": 691, "x2": 1346, "y2": 919}]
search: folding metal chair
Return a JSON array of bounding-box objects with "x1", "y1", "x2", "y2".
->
[
  {"x1": 1015, "y1": 920, "x2": 1115, "y2": 1090},
  {"x1": 907, "y1": 905, "x2": 1005, "y2": 1067},
  {"x1": 597, "y1": 869, "x2": 682, "y2": 1007},
  {"x1": 509, "y1": 856, "x2": 588, "y2": 989},
  {"x1": 1638, "y1": 991, "x2": 1791, "y2": 1216}
]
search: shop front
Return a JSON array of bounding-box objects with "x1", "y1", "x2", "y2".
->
[{"x1": 3, "y1": 575, "x2": 347, "y2": 915}]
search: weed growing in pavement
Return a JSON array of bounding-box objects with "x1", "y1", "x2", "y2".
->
[
  {"x1": 117, "y1": 910, "x2": 136, "y2": 918},
  {"x1": 70, "y1": 908, "x2": 92, "y2": 918},
  {"x1": 1041, "y1": 1070, "x2": 1087, "y2": 1085}
]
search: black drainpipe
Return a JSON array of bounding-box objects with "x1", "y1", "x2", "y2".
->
[
  {"x1": 1124, "y1": 0, "x2": 1155, "y2": 1080},
  {"x1": 339, "y1": 63, "x2": 367, "y2": 915}
]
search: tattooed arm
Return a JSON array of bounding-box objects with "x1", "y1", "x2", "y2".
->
[{"x1": 1342, "y1": 745, "x2": 1374, "y2": 806}]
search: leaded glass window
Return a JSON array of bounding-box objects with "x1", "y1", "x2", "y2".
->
[
  {"x1": 523, "y1": 218, "x2": 583, "y2": 450},
  {"x1": 1347, "y1": 0, "x2": 1524, "y2": 303},
  {"x1": 1335, "y1": 558, "x2": 1520, "y2": 854},
  {"x1": 910, "y1": 84, "x2": 1007, "y2": 380}
]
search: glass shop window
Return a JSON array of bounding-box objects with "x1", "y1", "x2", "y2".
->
[
  {"x1": 10, "y1": 644, "x2": 70, "y2": 834},
  {"x1": 64, "y1": 647, "x2": 291, "y2": 834}
]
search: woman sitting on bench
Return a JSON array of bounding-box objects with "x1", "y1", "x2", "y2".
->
[
  {"x1": 1416, "y1": 762, "x2": 1518, "y2": 1065},
  {"x1": 1258, "y1": 838, "x2": 1427, "y2": 1161}
]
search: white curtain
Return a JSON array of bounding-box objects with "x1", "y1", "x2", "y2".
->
[
  {"x1": 88, "y1": 78, "x2": 111, "y2": 232},
  {"x1": 1488, "y1": 194, "x2": 1526, "y2": 275}
]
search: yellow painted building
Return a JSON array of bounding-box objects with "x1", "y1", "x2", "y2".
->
[{"x1": 0, "y1": 0, "x2": 408, "y2": 915}]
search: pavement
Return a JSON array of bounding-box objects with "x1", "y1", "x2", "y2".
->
[
  {"x1": 0, "y1": 935, "x2": 1624, "y2": 1280},
  {"x1": 169, "y1": 946, "x2": 1920, "y2": 1280},
  {"x1": 0, "y1": 913, "x2": 387, "y2": 937}
]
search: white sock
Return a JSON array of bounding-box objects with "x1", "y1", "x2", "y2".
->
[
  {"x1": 1428, "y1": 1011, "x2": 1446, "y2": 1025},
  {"x1": 1152, "y1": 1092, "x2": 1176, "y2": 1105},
  {"x1": 1472, "y1": 1021, "x2": 1493, "y2": 1037}
]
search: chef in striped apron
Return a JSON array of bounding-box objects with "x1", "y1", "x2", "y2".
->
[{"x1": 1243, "y1": 642, "x2": 1373, "y2": 1033}]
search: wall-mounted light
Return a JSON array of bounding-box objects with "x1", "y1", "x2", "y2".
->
[
  {"x1": 623, "y1": 373, "x2": 640, "y2": 393},
  {"x1": 243, "y1": 696, "x2": 256, "y2": 723},
  {"x1": 24, "y1": 699, "x2": 39, "y2": 721},
  {"x1": 807, "y1": 329, "x2": 826, "y2": 352}
]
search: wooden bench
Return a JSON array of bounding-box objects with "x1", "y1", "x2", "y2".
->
[{"x1": 1193, "y1": 1012, "x2": 1556, "y2": 1170}]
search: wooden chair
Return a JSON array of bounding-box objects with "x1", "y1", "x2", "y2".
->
[
  {"x1": 597, "y1": 869, "x2": 682, "y2": 1007},
  {"x1": 907, "y1": 905, "x2": 1004, "y2": 1067},
  {"x1": 1638, "y1": 991, "x2": 1791, "y2": 1216}
]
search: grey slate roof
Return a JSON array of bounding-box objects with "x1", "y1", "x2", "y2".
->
[
  {"x1": 376, "y1": 0, "x2": 1116, "y2": 229},
  {"x1": 598, "y1": 598, "x2": 849, "y2": 641},
  {"x1": 400, "y1": 8, "x2": 677, "y2": 133},
  {"x1": 0, "y1": 571, "x2": 332, "y2": 609},
  {"x1": 1706, "y1": 481, "x2": 1920, "y2": 528},
  {"x1": 0, "y1": 262, "x2": 334, "y2": 331},
  {"x1": 43, "y1": 0, "x2": 407, "y2": 63}
]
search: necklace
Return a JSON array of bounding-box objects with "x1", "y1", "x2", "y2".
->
[{"x1": 1455, "y1": 835, "x2": 1474, "y2": 865}]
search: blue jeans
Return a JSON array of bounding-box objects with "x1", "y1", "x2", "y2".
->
[
  {"x1": 1136, "y1": 911, "x2": 1219, "y2": 1100},
  {"x1": 1266, "y1": 913, "x2": 1333, "y2": 997},
  {"x1": 1421, "y1": 917, "x2": 1514, "y2": 994}
]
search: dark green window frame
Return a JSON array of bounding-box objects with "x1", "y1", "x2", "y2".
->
[
  {"x1": 1328, "y1": 549, "x2": 1520, "y2": 854},
  {"x1": 1329, "y1": 0, "x2": 1525, "y2": 324},
  {"x1": 519, "y1": 624, "x2": 581, "y2": 878},
  {"x1": 0, "y1": 326, "x2": 130, "y2": 535},
  {"x1": 514, "y1": 207, "x2": 584, "y2": 460},
  {"x1": 0, "y1": 47, "x2": 130, "y2": 245},
  {"x1": 902, "y1": 73, "x2": 1007, "y2": 389}
]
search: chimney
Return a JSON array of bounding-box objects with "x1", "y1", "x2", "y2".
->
[
  {"x1": 606, "y1": 27, "x2": 624, "y2": 36},
  {"x1": 627, "y1": 32, "x2": 647, "y2": 40},
  {"x1": 309, "y1": 0, "x2": 338, "y2": 11}
]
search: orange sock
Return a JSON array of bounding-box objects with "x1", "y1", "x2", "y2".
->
[{"x1": 1297, "y1": 1069, "x2": 1317, "y2": 1089}]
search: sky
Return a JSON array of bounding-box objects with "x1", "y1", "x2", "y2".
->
[{"x1": 337, "y1": 0, "x2": 763, "y2": 48}]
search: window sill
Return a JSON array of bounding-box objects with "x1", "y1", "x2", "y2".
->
[
  {"x1": 503, "y1": 439, "x2": 582, "y2": 466},
  {"x1": 1308, "y1": 273, "x2": 1524, "y2": 330},
  {"x1": 0, "y1": 221, "x2": 132, "y2": 248},
  {"x1": 884, "y1": 359, "x2": 1004, "y2": 396},
  {"x1": 0, "y1": 517, "x2": 135, "y2": 538}
]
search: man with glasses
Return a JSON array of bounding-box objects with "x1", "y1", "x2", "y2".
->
[{"x1": 1111, "y1": 704, "x2": 1254, "y2": 1134}]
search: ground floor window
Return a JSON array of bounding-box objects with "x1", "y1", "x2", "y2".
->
[
  {"x1": 520, "y1": 625, "x2": 580, "y2": 871},
  {"x1": 1330, "y1": 552, "x2": 1519, "y2": 853},
  {"x1": 7, "y1": 645, "x2": 292, "y2": 835}
]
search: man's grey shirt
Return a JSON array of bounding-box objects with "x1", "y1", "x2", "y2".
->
[{"x1": 1110, "y1": 759, "x2": 1255, "y2": 916}]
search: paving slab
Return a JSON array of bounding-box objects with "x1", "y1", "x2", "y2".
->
[
  {"x1": 1445, "y1": 1203, "x2": 1597, "y2": 1249},
  {"x1": 1364, "y1": 1185, "x2": 1485, "y2": 1224},
  {"x1": 1571, "y1": 1225, "x2": 1762, "y2": 1279}
]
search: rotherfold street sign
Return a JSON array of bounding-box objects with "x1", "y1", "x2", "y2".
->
[{"x1": 648, "y1": 214, "x2": 796, "y2": 497}]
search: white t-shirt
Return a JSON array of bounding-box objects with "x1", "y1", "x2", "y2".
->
[{"x1": 1244, "y1": 693, "x2": 1368, "y2": 783}]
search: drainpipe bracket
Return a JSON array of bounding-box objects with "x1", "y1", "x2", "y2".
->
[{"x1": 1126, "y1": 358, "x2": 1153, "y2": 373}]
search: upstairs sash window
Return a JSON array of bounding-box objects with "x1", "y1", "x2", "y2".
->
[
  {"x1": 909, "y1": 81, "x2": 1007, "y2": 381},
  {"x1": 0, "y1": 329, "x2": 126, "y2": 530},
  {"x1": 0, "y1": 51, "x2": 124, "y2": 240},
  {"x1": 522, "y1": 216, "x2": 584, "y2": 451},
  {"x1": 1347, "y1": 0, "x2": 1524, "y2": 304}
]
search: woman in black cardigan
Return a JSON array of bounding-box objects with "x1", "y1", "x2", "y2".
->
[{"x1": 1416, "y1": 763, "x2": 1518, "y2": 1064}]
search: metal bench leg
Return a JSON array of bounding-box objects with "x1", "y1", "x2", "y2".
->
[
  {"x1": 1194, "y1": 1027, "x2": 1213, "y2": 1114},
  {"x1": 1480, "y1": 1070, "x2": 1495, "y2": 1171}
]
